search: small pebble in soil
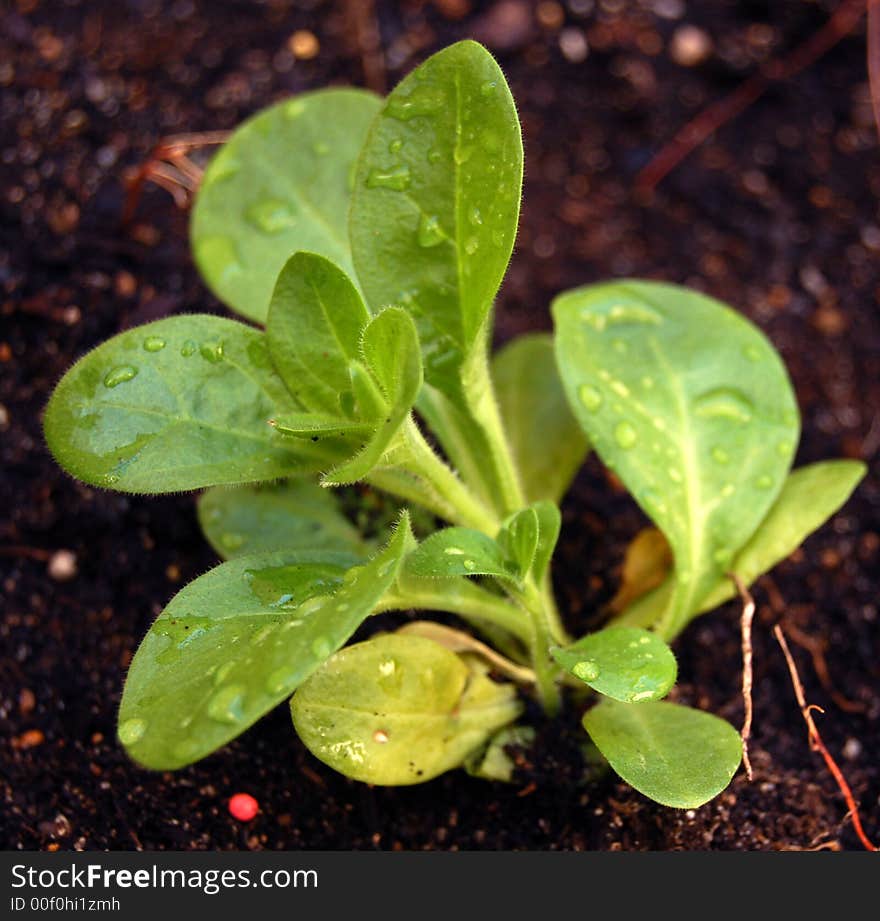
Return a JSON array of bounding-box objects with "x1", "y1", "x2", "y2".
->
[
  {"x1": 842, "y1": 738, "x2": 862, "y2": 761},
  {"x1": 47, "y1": 549, "x2": 77, "y2": 581},
  {"x1": 670, "y1": 25, "x2": 713, "y2": 67},
  {"x1": 228, "y1": 793, "x2": 259, "y2": 822}
]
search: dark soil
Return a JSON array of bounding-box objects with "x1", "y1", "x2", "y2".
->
[{"x1": 2, "y1": 0, "x2": 878, "y2": 851}]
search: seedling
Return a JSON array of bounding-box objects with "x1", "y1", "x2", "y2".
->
[{"x1": 44, "y1": 41, "x2": 865, "y2": 808}]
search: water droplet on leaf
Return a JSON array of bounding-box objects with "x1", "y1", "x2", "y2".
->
[
  {"x1": 118, "y1": 718, "x2": 146, "y2": 745},
  {"x1": 143, "y1": 337, "x2": 166, "y2": 352},
  {"x1": 200, "y1": 341, "x2": 224, "y2": 363},
  {"x1": 573, "y1": 660, "x2": 600, "y2": 682},
  {"x1": 366, "y1": 165, "x2": 411, "y2": 191},
  {"x1": 579, "y1": 384, "x2": 603, "y2": 412},
  {"x1": 103, "y1": 366, "x2": 138, "y2": 388},
  {"x1": 417, "y1": 214, "x2": 445, "y2": 248},
  {"x1": 207, "y1": 685, "x2": 246, "y2": 725},
  {"x1": 693, "y1": 388, "x2": 753, "y2": 423},
  {"x1": 245, "y1": 199, "x2": 297, "y2": 235},
  {"x1": 614, "y1": 421, "x2": 638, "y2": 449}
]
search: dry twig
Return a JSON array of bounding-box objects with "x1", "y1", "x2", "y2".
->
[
  {"x1": 729, "y1": 573, "x2": 755, "y2": 780},
  {"x1": 773, "y1": 624, "x2": 877, "y2": 852},
  {"x1": 636, "y1": 0, "x2": 867, "y2": 194}
]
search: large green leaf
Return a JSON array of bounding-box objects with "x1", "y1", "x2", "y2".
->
[
  {"x1": 191, "y1": 89, "x2": 382, "y2": 323},
  {"x1": 618, "y1": 459, "x2": 867, "y2": 628},
  {"x1": 551, "y1": 627, "x2": 676, "y2": 703},
  {"x1": 291, "y1": 634, "x2": 521, "y2": 784},
  {"x1": 117, "y1": 514, "x2": 413, "y2": 769},
  {"x1": 266, "y1": 252, "x2": 371, "y2": 415},
  {"x1": 350, "y1": 40, "x2": 522, "y2": 397},
  {"x1": 583, "y1": 699, "x2": 742, "y2": 808},
  {"x1": 43, "y1": 315, "x2": 335, "y2": 493},
  {"x1": 493, "y1": 333, "x2": 589, "y2": 503},
  {"x1": 554, "y1": 280, "x2": 800, "y2": 639},
  {"x1": 197, "y1": 480, "x2": 367, "y2": 560}
]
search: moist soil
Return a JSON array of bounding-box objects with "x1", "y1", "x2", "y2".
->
[{"x1": 1, "y1": 0, "x2": 878, "y2": 851}]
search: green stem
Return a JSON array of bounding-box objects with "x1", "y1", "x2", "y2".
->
[
  {"x1": 376, "y1": 584, "x2": 530, "y2": 645},
  {"x1": 509, "y1": 580, "x2": 562, "y2": 715},
  {"x1": 398, "y1": 419, "x2": 500, "y2": 533}
]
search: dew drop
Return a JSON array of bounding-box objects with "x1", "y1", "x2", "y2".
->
[
  {"x1": 480, "y1": 80, "x2": 497, "y2": 96},
  {"x1": 468, "y1": 206, "x2": 483, "y2": 226},
  {"x1": 443, "y1": 547, "x2": 465, "y2": 556},
  {"x1": 386, "y1": 86, "x2": 445, "y2": 120},
  {"x1": 311, "y1": 637, "x2": 332, "y2": 659},
  {"x1": 200, "y1": 341, "x2": 224, "y2": 363},
  {"x1": 207, "y1": 685, "x2": 246, "y2": 725},
  {"x1": 118, "y1": 718, "x2": 146, "y2": 745},
  {"x1": 388, "y1": 138, "x2": 403, "y2": 154},
  {"x1": 284, "y1": 98, "x2": 306, "y2": 120},
  {"x1": 181, "y1": 340, "x2": 197, "y2": 357},
  {"x1": 213, "y1": 661, "x2": 236, "y2": 687},
  {"x1": 427, "y1": 148, "x2": 442, "y2": 164},
  {"x1": 372, "y1": 729, "x2": 390, "y2": 744},
  {"x1": 366, "y1": 165, "x2": 411, "y2": 191},
  {"x1": 693, "y1": 387, "x2": 753, "y2": 423},
  {"x1": 103, "y1": 365, "x2": 138, "y2": 388},
  {"x1": 580, "y1": 302, "x2": 663, "y2": 331},
  {"x1": 776, "y1": 441, "x2": 792, "y2": 457},
  {"x1": 245, "y1": 199, "x2": 297, "y2": 235},
  {"x1": 265, "y1": 667, "x2": 294, "y2": 695},
  {"x1": 463, "y1": 558, "x2": 476, "y2": 571},
  {"x1": 143, "y1": 336, "x2": 166, "y2": 352},
  {"x1": 610, "y1": 379, "x2": 631, "y2": 398},
  {"x1": 220, "y1": 532, "x2": 244, "y2": 551},
  {"x1": 464, "y1": 237, "x2": 479, "y2": 256},
  {"x1": 578, "y1": 384, "x2": 603, "y2": 412},
  {"x1": 755, "y1": 474, "x2": 773, "y2": 489},
  {"x1": 629, "y1": 690, "x2": 655, "y2": 702},
  {"x1": 572, "y1": 660, "x2": 600, "y2": 682},
  {"x1": 194, "y1": 236, "x2": 241, "y2": 285},
  {"x1": 711, "y1": 446, "x2": 730, "y2": 465},
  {"x1": 614, "y1": 421, "x2": 638, "y2": 449},
  {"x1": 743, "y1": 345, "x2": 761, "y2": 362},
  {"x1": 417, "y1": 214, "x2": 445, "y2": 248}
]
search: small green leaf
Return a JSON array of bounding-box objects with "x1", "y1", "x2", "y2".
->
[
  {"x1": 191, "y1": 89, "x2": 382, "y2": 323},
  {"x1": 323, "y1": 307, "x2": 423, "y2": 485},
  {"x1": 350, "y1": 40, "x2": 522, "y2": 398},
  {"x1": 619, "y1": 460, "x2": 867, "y2": 628},
  {"x1": 291, "y1": 634, "x2": 521, "y2": 785},
  {"x1": 551, "y1": 627, "x2": 676, "y2": 703},
  {"x1": 530, "y1": 500, "x2": 561, "y2": 583},
  {"x1": 266, "y1": 252, "x2": 371, "y2": 415},
  {"x1": 118, "y1": 514, "x2": 413, "y2": 769},
  {"x1": 464, "y1": 724, "x2": 535, "y2": 782},
  {"x1": 554, "y1": 280, "x2": 800, "y2": 638},
  {"x1": 497, "y1": 507, "x2": 540, "y2": 579},
  {"x1": 404, "y1": 527, "x2": 516, "y2": 581},
  {"x1": 493, "y1": 333, "x2": 589, "y2": 503},
  {"x1": 583, "y1": 699, "x2": 742, "y2": 808},
  {"x1": 43, "y1": 315, "x2": 331, "y2": 493},
  {"x1": 197, "y1": 480, "x2": 367, "y2": 560}
]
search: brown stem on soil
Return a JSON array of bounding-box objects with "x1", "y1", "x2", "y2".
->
[
  {"x1": 784, "y1": 622, "x2": 867, "y2": 714},
  {"x1": 635, "y1": 0, "x2": 867, "y2": 195},
  {"x1": 772, "y1": 623, "x2": 877, "y2": 852},
  {"x1": 729, "y1": 573, "x2": 755, "y2": 781},
  {"x1": 122, "y1": 131, "x2": 231, "y2": 225},
  {"x1": 868, "y1": 0, "x2": 880, "y2": 143}
]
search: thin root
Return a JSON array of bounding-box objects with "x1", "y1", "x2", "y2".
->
[
  {"x1": 729, "y1": 573, "x2": 755, "y2": 780},
  {"x1": 773, "y1": 624, "x2": 877, "y2": 852}
]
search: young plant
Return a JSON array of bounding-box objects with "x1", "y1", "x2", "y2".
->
[{"x1": 44, "y1": 41, "x2": 865, "y2": 808}]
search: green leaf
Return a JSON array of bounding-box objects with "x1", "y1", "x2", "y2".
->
[
  {"x1": 404, "y1": 527, "x2": 516, "y2": 581},
  {"x1": 554, "y1": 280, "x2": 800, "y2": 638},
  {"x1": 197, "y1": 480, "x2": 367, "y2": 560},
  {"x1": 493, "y1": 333, "x2": 589, "y2": 503},
  {"x1": 551, "y1": 627, "x2": 676, "y2": 703},
  {"x1": 191, "y1": 89, "x2": 382, "y2": 323},
  {"x1": 464, "y1": 724, "x2": 535, "y2": 783},
  {"x1": 497, "y1": 507, "x2": 539, "y2": 579},
  {"x1": 583, "y1": 699, "x2": 742, "y2": 808},
  {"x1": 323, "y1": 307, "x2": 423, "y2": 485},
  {"x1": 266, "y1": 252, "x2": 371, "y2": 415},
  {"x1": 291, "y1": 634, "x2": 521, "y2": 785},
  {"x1": 350, "y1": 40, "x2": 522, "y2": 397},
  {"x1": 117, "y1": 513, "x2": 414, "y2": 770},
  {"x1": 43, "y1": 315, "x2": 332, "y2": 493},
  {"x1": 530, "y1": 500, "x2": 561, "y2": 583},
  {"x1": 619, "y1": 460, "x2": 867, "y2": 628}
]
